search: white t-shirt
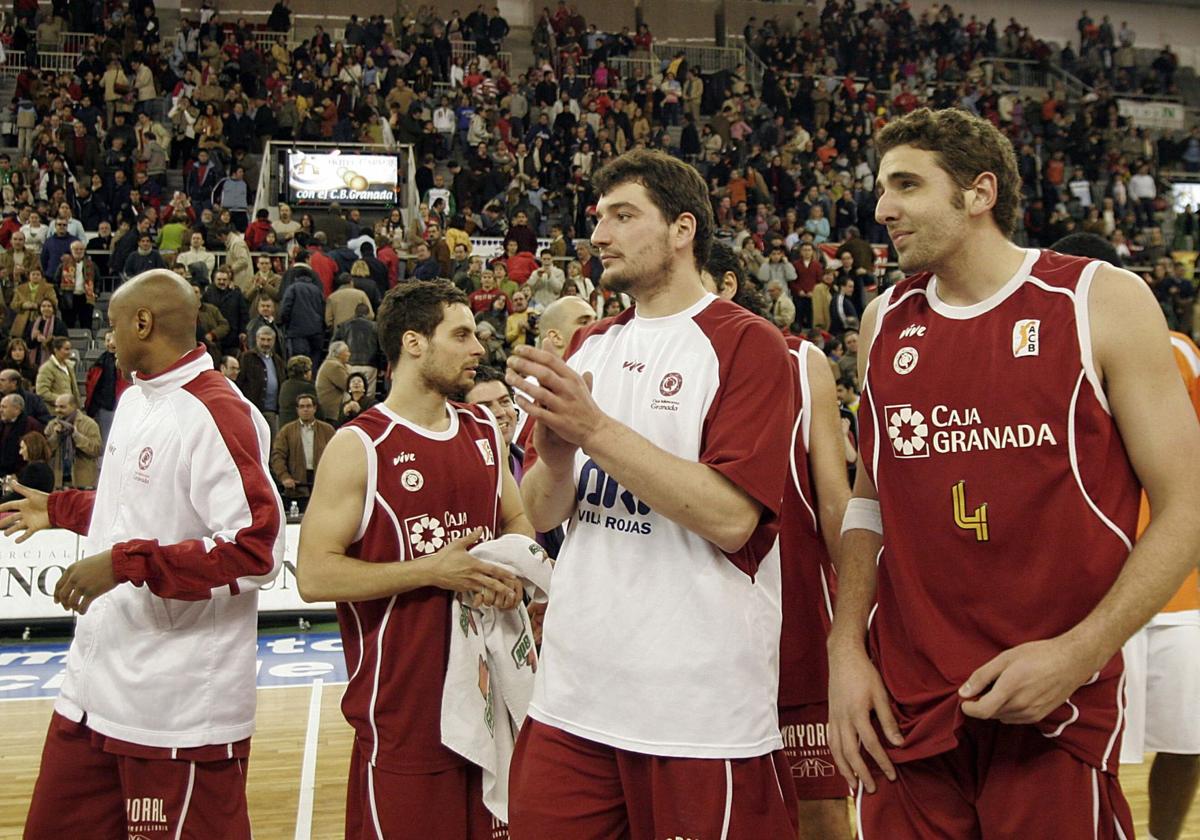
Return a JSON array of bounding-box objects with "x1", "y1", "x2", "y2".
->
[
  {"x1": 1129, "y1": 173, "x2": 1156, "y2": 200},
  {"x1": 529, "y1": 293, "x2": 797, "y2": 757}
]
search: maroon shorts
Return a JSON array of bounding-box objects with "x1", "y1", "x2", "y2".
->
[
  {"x1": 345, "y1": 741, "x2": 507, "y2": 840},
  {"x1": 508, "y1": 718, "x2": 798, "y2": 840},
  {"x1": 857, "y1": 719, "x2": 1134, "y2": 839},
  {"x1": 24, "y1": 713, "x2": 252, "y2": 840},
  {"x1": 779, "y1": 703, "x2": 851, "y2": 800}
]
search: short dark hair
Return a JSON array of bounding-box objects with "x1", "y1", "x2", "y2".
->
[
  {"x1": 704, "y1": 241, "x2": 743, "y2": 288},
  {"x1": 460, "y1": 364, "x2": 513, "y2": 403},
  {"x1": 704, "y1": 241, "x2": 770, "y2": 319},
  {"x1": 1051, "y1": 232, "x2": 1124, "y2": 267},
  {"x1": 295, "y1": 393, "x2": 316, "y2": 408},
  {"x1": 591, "y1": 149, "x2": 713, "y2": 269},
  {"x1": 875, "y1": 108, "x2": 1020, "y2": 237},
  {"x1": 51, "y1": 337, "x2": 71, "y2": 352},
  {"x1": 470, "y1": 364, "x2": 511, "y2": 392},
  {"x1": 377, "y1": 280, "x2": 470, "y2": 366}
]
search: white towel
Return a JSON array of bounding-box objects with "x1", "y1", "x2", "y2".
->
[{"x1": 441, "y1": 534, "x2": 553, "y2": 823}]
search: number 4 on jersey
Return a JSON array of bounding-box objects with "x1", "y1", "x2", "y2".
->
[{"x1": 952, "y1": 480, "x2": 989, "y2": 542}]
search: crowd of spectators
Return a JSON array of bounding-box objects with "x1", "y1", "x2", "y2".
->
[{"x1": 0, "y1": 0, "x2": 1197, "y2": 492}]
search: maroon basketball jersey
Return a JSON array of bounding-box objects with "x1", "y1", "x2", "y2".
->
[
  {"x1": 859, "y1": 250, "x2": 1139, "y2": 772},
  {"x1": 338, "y1": 401, "x2": 504, "y2": 773},
  {"x1": 779, "y1": 341, "x2": 837, "y2": 708}
]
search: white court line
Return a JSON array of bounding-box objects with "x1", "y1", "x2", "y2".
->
[
  {"x1": 293, "y1": 678, "x2": 324, "y2": 840},
  {"x1": 0, "y1": 680, "x2": 349, "y2": 703}
]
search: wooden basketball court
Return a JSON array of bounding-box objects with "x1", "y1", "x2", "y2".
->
[{"x1": 1, "y1": 681, "x2": 1198, "y2": 838}]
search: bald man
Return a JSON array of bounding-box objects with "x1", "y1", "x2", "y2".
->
[
  {"x1": 509, "y1": 295, "x2": 598, "y2": 454},
  {"x1": 537, "y1": 295, "x2": 597, "y2": 359},
  {"x1": 4, "y1": 269, "x2": 285, "y2": 840}
]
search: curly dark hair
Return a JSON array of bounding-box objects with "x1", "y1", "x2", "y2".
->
[
  {"x1": 591, "y1": 148, "x2": 714, "y2": 269},
  {"x1": 377, "y1": 280, "x2": 470, "y2": 366},
  {"x1": 875, "y1": 107, "x2": 1021, "y2": 237},
  {"x1": 704, "y1": 241, "x2": 770, "y2": 319}
]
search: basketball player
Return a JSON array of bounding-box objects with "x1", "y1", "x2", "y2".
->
[
  {"x1": 704, "y1": 242, "x2": 854, "y2": 839},
  {"x1": 297, "y1": 280, "x2": 531, "y2": 840},
  {"x1": 4, "y1": 269, "x2": 284, "y2": 840},
  {"x1": 827, "y1": 107, "x2": 1200, "y2": 838},
  {"x1": 504, "y1": 149, "x2": 798, "y2": 838},
  {"x1": 1054, "y1": 232, "x2": 1200, "y2": 840}
]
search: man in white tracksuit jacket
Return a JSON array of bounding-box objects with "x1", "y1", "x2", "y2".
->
[{"x1": 6, "y1": 269, "x2": 285, "y2": 840}]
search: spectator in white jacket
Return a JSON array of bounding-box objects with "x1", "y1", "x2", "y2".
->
[{"x1": 527, "y1": 249, "x2": 566, "y2": 309}]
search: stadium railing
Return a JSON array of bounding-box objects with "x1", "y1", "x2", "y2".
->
[{"x1": 0, "y1": 51, "x2": 81, "y2": 76}]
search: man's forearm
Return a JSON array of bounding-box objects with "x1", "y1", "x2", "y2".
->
[
  {"x1": 584, "y1": 419, "x2": 760, "y2": 554},
  {"x1": 519, "y1": 459, "x2": 578, "y2": 533},
  {"x1": 1064, "y1": 504, "x2": 1200, "y2": 672},
  {"x1": 298, "y1": 551, "x2": 435, "y2": 603},
  {"x1": 828, "y1": 527, "x2": 882, "y2": 651}
]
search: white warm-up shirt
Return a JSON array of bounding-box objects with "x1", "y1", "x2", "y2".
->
[
  {"x1": 49, "y1": 346, "x2": 284, "y2": 748},
  {"x1": 528, "y1": 293, "x2": 796, "y2": 758}
]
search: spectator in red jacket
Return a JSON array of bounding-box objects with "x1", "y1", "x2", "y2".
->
[
  {"x1": 245, "y1": 208, "x2": 275, "y2": 251},
  {"x1": 305, "y1": 239, "x2": 338, "y2": 297},
  {"x1": 791, "y1": 241, "x2": 825, "y2": 329},
  {"x1": 0, "y1": 208, "x2": 23, "y2": 250},
  {"x1": 376, "y1": 234, "x2": 401, "y2": 288},
  {"x1": 494, "y1": 239, "x2": 538, "y2": 285}
]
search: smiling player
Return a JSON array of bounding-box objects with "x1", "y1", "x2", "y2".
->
[{"x1": 827, "y1": 107, "x2": 1200, "y2": 839}]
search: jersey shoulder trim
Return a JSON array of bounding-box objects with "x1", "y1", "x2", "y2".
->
[
  {"x1": 692, "y1": 296, "x2": 790, "y2": 359},
  {"x1": 1035, "y1": 249, "x2": 1101, "y2": 287},
  {"x1": 344, "y1": 404, "x2": 395, "y2": 441},
  {"x1": 565, "y1": 307, "x2": 635, "y2": 361}
]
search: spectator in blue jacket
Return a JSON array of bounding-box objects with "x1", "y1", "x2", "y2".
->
[{"x1": 279, "y1": 270, "x2": 325, "y2": 360}]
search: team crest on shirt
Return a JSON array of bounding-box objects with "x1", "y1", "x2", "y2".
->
[
  {"x1": 659, "y1": 372, "x2": 684, "y2": 396},
  {"x1": 1012, "y1": 319, "x2": 1040, "y2": 357},
  {"x1": 892, "y1": 346, "x2": 919, "y2": 375},
  {"x1": 400, "y1": 469, "x2": 424, "y2": 492},
  {"x1": 475, "y1": 438, "x2": 496, "y2": 466},
  {"x1": 133, "y1": 446, "x2": 155, "y2": 485}
]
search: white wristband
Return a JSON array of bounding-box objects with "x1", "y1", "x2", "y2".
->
[{"x1": 841, "y1": 497, "x2": 883, "y2": 536}]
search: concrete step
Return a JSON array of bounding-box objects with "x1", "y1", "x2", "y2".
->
[
  {"x1": 506, "y1": 25, "x2": 535, "y2": 75},
  {"x1": 158, "y1": 7, "x2": 182, "y2": 36}
]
